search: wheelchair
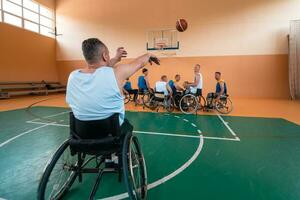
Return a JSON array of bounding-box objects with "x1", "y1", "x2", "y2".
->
[
  {"x1": 37, "y1": 113, "x2": 147, "y2": 200},
  {"x1": 178, "y1": 89, "x2": 206, "y2": 114},
  {"x1": 147, "y1": 92, "x2": 175, "y2": 112},
  {"x1": 139, "y1": 89, "x2": 155, "y2": 109},
  {"x1": 124, "y1": 92, "x2": 137, "y2": 105},
  {"x1": 205, "y1": 93, "x2": 233, "y2": 114}
]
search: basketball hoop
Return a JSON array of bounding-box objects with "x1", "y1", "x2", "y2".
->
[{"x1": 155, "y1": 42, "x2": 166, "y2": 51}]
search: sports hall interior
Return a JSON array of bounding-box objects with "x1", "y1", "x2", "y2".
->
[{"x1": 0, "y1": 0, "x2": 300, "y2": 200}]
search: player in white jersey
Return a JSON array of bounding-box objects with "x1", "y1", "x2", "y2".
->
[{"x1": 184, "y1": 64, "x2": 203, "y2": 96}]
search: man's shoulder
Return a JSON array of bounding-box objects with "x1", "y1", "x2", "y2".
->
[{"x1": 68, "y1": 69, "x2": 80, "y2": 79}]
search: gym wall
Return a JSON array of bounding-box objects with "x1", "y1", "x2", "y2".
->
[
  {"x1": 55, "y1": 0, "x2": 300, "y2": 98},
  {"x1": 0, "y1": 0, "x2": 57, "y2": 82}
]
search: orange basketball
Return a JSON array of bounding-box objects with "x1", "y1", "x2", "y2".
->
[{"x1": 176, "y1": 19, "x2": 188, "y2": 32}]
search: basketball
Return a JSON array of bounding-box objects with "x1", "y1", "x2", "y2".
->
[{"x1": 176, "y1": 19, "x2": 188, "y2": 32}]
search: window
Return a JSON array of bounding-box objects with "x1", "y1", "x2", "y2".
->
[
  {"x1": 4, "y1": 12, "x2": 22, "y2": 27},
  {"x1": 0, "y1": 0, "x2": 55, "y2": 38},
  {"x1": 23, "y1": 8, "x2": 38, "y2": 22},
  {"x1": 3, "y1": 0, "x2": 22, "y2": 17},
  {"x1": 40, "y1": 5, "x2": 53, "y2": 19},
  {"x1": 23, "y1": 0, "x2": 38, "y2": 12},
  {"x1": 0, "y1": 0, "x2": 2, "y2": 22},
  {"x1": 40, "y1": 25, "x2": 53, "y2": 37},
  {"x1": 24, "y1": 19, "x2": 38, "y2": 32}
]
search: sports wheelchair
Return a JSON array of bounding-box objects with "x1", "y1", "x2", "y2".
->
[
  {"x1": 174, "y1": 90, "x2": 206, "y2": 114},
  {"x1": 147, "y1": 92, "x2": 175, "y2": 112},
  {"x1": 37, "y1": 113, "x2": 147, "y2": 200},
  {"x1": 205, "y1": 93, "x2": 233, "y2": 114}
]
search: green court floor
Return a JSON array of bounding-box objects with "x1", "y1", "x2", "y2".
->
[{"x1": 1, "y1": 106, "x2": 300, "y2": 200}]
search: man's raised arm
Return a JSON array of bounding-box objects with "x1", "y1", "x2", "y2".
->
[{"x1": 114, "y1": 53, "x2": 160, "y2": 88}]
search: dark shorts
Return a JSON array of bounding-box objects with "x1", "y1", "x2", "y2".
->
[{"x1": 195, "y1": 89, "x2": 202, "y2": 96}]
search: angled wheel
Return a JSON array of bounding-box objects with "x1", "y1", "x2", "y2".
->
[
  {"x1": 197, "y1": 95, "x2": 206, "y2": 111},
  {"x1": 124, "y1": 94, "x2": 131, "y2": 104},
  {"x1": 148, "y1": 96, "x2": 158, "y2": 110},
  {"x1": 216, "y1": 97, "x2": 233, "y2": 114},
  {"x1": 142, "y1": 92, "x2": 152, "y2": 108},
  {"x1": 165, "y1": 97, "x2": 175, "y2": 113},
  {"x1": 122, "y1": 134, "x2": 147, "y2": 200},
  {"x1": 179, "y1": 94, "x2": 198, "y2": 114},
  {"x1": 38, "y1": 140, "x2": 78, "y2": 200}
]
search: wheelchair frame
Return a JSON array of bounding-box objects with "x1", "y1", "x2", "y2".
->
[
  {"x1": 37, "y1": 116, "x2": 147, "y2": 200},
  {"x1": 148, "y1": 92, "x2": 175, "y2": 113}
]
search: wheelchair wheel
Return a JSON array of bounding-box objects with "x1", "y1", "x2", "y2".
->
[
  {"x1": 216, "y1": 97, "x2": 233, "y2": 114},
  {"x1": 38, "y1": 140, "x2": 78, "y2": 200},
  {"x1": 179, "y1": 94, "x2": 199, "y2": 114},
  {"x1": 124, "y1": 94, "x2": 131, "y2": 104},
  {"x1": 148, "y1": 96, "x2": 158, "y2": 110},
  {"x1": 198, "y1": 95, "x2": 206, "y2": 111},
  {"x1": 165, "y1": 97, "x2": 175, "y2": 113},
  {"x1": 142, "y1": 92, "x2": 152, "y2": 108},
  {"x1": 122, "y1": 133, "x2": 147, "y2": 200}
]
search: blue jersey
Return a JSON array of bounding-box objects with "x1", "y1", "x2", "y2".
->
[
  {"x1": 124, "y1": 81, "x2": 132, "y2": 91},
  {"x1": 216, "y1": 80, "x2": 227, "y2": 94},
  {"x1": 168, "y1": 80, "x2": 177, "y2": 94},
  {"x1": 138, "y1": 76, "x2": 148, "y2": 90}
]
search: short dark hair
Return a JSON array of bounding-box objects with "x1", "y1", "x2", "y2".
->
[
  {"x1": 161, "y1": 75, "x2": 167, "y2": 80},
  {"x1": 175, "y1": 74, "x2": 180, "y2": 78},
  {"x1": 142, "y1": 68, "x2": 148, "y2": 73},
  {"x1": 215, "y1": 72, "x2": 221, "y2": 75},
  {"x1": 82, "y1": 38, "x2": 106, "y2": 64}
]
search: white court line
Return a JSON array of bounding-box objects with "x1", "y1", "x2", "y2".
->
[
  {"x1": 216, "y1": 114, "x2": 240, "y2": 141},
  {"x1": 191, "y1": 123, "x2": 197, "y2": 127},
  {"x1": 183, "y1": 119, "x2": 189, "y2": 122},
  {"x1": 0, "y1": 124, "x2": 49, "y2": 148},
  {"x1": 27, "y1": 121, "x2": 69, "y2": 127},
  {"x1": 203, "y1": 136, "x2": 240, "y2": 142},
  {"x1": 100, "y1": 135, "x2": 204, "y2": 200},
  {"x1": 27, "y1": 111, "x2": 70, "y2": 123},
  {"x1": 26, "y1": 121, "x2": 240, "y2": 142},
  {"x1": 134, "y1": 131, "x2": 200, "y2": 139}
]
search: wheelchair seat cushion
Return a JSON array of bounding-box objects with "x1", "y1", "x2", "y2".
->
[
  {"x1": 69, "y1": 136, "x2": 120, "y2": 155},
  {"x1": 154, "y1": 92, "x2": 165, "y2": 101}
]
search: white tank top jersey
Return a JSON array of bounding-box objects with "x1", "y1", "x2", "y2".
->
[
  {"x1": 190, "y1": 72, "x2": 203, "y2": 93},
  {"x1": 155, "y1": 81, "x2": 168, "y2": 95},
  {"x1": 66, "y1": 66, "x2": 125, "y2": 125},
  {"x1": 196, "y1": 72, "x2": 203, "y2": 89}
]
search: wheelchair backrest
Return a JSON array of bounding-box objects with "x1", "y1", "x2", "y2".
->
[
  {"x1": 154, "y1": 92, "x2": 165, "y2": 99},
  {"x1": 69, "y1": 112, "x2": 121, "y2": 140}
]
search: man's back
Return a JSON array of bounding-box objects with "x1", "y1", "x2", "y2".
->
[
  {"x1": 168, "y1": 80, "x2": 177, "y2": 94},
  {"x1": 138, "y1": 76, "x2": 147, "y2": 90},
  {"x1": 124, "y1": 81, "x2": 132, "y2": 91},
  {"x1": 66, "y1": 66, "x2": 124, "y2": 124},
  {"x1": 155, "y1": 81, "x2": 168, "y2": 95}
]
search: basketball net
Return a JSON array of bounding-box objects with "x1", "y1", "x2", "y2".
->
[{"x1": 154, "y1": 40, "x2": 177, "y2": 57}]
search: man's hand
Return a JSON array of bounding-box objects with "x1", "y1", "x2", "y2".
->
[
  {"x1": 115, "y1": 47, "x2": 127, "y2": 62},
  {"x1": 110, "y1": 47, "x2": 127, "y2": 67},
  {"x1": 149, "y1": 56, "x2": 160, "y2": 65}
]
